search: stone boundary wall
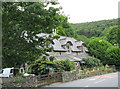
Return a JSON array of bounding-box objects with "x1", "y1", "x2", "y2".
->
[
  {"x1": 2, "y1": 76, "x2": 37, "y2": 87},
  {"x1": 1, "y1": 71, "x2": 114, "y2": 87},
  {"x1": 61, "y1": 71, "x2": 108, "y2": 82}
]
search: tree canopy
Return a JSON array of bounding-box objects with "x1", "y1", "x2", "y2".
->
[
  {"x1": 87, "y1": 38, "x2": 113, "y2": 59},
  {"x1": 2, "y1": 2, "x2": 68, "y2": 67},
  {"x1": 87, "y1": 38, "x2": 120, "y2": 66}
]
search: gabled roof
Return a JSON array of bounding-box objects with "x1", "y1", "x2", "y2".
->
[
  {"x1": 53, "y1": 39, "x2": 67, "y2": 51},
  {"x1": 37, "y1": 33, "x2": 85, "y2": 52}
]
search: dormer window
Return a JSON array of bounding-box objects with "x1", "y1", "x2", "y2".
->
[{"x1": 66, "y1": 41, "x2": 73, "y2": 53}]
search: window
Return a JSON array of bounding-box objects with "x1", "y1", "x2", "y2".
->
[
  {"x1": 0, "y1": 70, "x2": 3, "y2": 73},
  {"x1": 10, "y1": 69, "x2": 13, "y2": 73},
  {"x1": 60, "y1": 52, "x2": 61, "y2": 55},
  {"x1": 21, "y1": 69, "x2": 23, "y2": 73}
]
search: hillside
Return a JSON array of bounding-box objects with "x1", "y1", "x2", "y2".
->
[{"x1": 70, "y1": 19, "x2": 118, "y2": 38}]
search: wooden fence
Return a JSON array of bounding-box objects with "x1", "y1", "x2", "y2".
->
[{"x1": 37, "y1": 72, "x2": 62, "y2": 86}]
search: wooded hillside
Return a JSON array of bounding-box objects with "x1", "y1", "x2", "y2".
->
[{"x1": 70, "y1": 19, "x2": 118, "y2": 38}]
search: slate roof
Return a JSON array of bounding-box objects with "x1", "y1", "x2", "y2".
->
[
  {"x1": 37, "y1": 33, "x2": 85, "y2": 52},
  {"x1": 53, "y1": 39, "x2": 67, "y2": 51},
  {"x1": 54, "y1": 36, "x2": 84, "y2": 52}
]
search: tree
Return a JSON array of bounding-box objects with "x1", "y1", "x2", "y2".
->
[
  {"x1": 106, "y1": 26, "x2": 119, "y2": 45},
  {"x1": 70, "y1": 19, "x2": 118, "y2": 38},
  {"x1": 2, "y1": 2, "x2": 67, "y2": 67},
  {"x1": 105, "y1": 47, "x2": 120, "y2": 66},
  {"x1": 87, "y1": 38, "x2": 113, "y2": 60},
  {"x1": 75, "y1": 35, "x2": 89, "y2": 44},
  {"x1": 118, "y1": 25, "x2": 120, "y2": 47}
]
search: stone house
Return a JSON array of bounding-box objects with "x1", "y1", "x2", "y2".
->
[{"x1": 37, "y1": 33, "x2": 90, "y2": 69}]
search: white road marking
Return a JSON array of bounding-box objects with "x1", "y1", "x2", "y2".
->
[
  {"x1": 88, "y1": 78, "x2": 96, "y2": 81},
  {"x1": 95, "y1": 79, "x2": 106, "y2": 84}
]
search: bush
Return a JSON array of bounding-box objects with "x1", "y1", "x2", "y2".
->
[
  {"x1": 31, "y1": 57, "x2": 56, "y2": 75},
  {"x1": 82, "y1": 57, "x2": 103, "y2": 68},
  {"x1": 53, "y1": 59, "x2": 75, "y2": 71},
  {"x1": 15, "y1": 73, "x2": 24, "y2": 77}
]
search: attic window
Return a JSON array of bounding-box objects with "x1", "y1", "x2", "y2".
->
[{"x1": 66, "y1": 41, "x2": 73, "y2": 46}]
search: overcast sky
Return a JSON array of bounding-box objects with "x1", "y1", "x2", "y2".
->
[{"x1": 57, "y1": 0, "x2": 119, "y2": 23}]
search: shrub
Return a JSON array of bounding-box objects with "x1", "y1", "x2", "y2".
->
[
  {"x1": 31, "y1": 57, "x2": 56, "y2": 75},
  {"x1": 53, "y1": 59, "x2": 75, "y2": 71},
  {"x1": 82, "y1": 57, "x2": 103, "y2": 68}
]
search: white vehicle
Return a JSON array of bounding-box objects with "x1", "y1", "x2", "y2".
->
[{"x1": 0, "y1": 67, "x2": 25, "y2": 78}]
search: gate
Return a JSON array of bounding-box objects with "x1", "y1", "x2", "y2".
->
[{"x1": 37, "y1": 72, "x2": 62, "y2": 86}]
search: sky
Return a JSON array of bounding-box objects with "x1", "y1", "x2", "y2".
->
[{"x1": 57, "y1": 0, "x2": 119, "y2": 23}]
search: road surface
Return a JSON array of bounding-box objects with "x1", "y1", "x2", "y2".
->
[
  {"x1": 0, "y1": 78, "x2": 2, "y2": 89},
  {"x1": 45, "y1": 72, "x2": 119, "y2": 87}
]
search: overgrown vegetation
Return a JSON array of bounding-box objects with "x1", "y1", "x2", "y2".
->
[
  {"x1": 82, "y1": 57, "x2": 103, "y2": 68},
  {"x1": 31, "y1": 57, "x2": 75, "y2": 75},
  {"x1": 80, "y1": 65, "x2": 116, "y2": 75},
  {"x1": 53, "y1": 59, "x2": 75, "y2": 71}
]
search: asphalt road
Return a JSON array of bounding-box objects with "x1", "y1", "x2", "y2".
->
[
  {"x1": 0, "y1": 78, "x2": 2, "y2": 89},
  {"x1": 45, "y1": 72, "x2": 119, "y2": 87}
]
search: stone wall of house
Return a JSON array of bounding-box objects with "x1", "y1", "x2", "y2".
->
[{"x1": 50, "y1": 51, "x2": 81, "y2": 56}]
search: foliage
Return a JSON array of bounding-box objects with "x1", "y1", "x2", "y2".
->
[
  {"x1": 87, "y1": 38, "x2": 120, "y2": 66},
  {"x1": 56, "y1": 23, "x2": 76, "y2": 38},
  {"x1": 87, "y1": 38, "x2": 113, "y2": 60},
  {"x1": 82, "y1": 57, "x2": 103, "y2": 68},
  {"x1": 31, "y1": 57, "x2": 55, "y2": 75},
  {"x1": 14, "y1": 73, "x2": 24, "y2": 77},
  {"x1": 118, "y1": 25, "x2": 120, "y2": 47},
  {"x1": 49, "y1": 56, "x2": 56, "y2": 61},
  {"x1": 105, "y1": 47, "x2": 120, "y2": 66},
  {"x1": 63, "y1": 59, "x2": 75, "y2": 71},
  {"x1": 53, "y1": 59, "x2": 75, "y2": 71},
  {"x1": 31, "y1": 57, "x2": 75, "y2": 75},
  {"x1": 2, "y1": 2, "x2": 67, "y2": 67},
  {"x1": 75, "y1": 35, "x2": 89, "y2": 44},
  {"x1": 101, "y1": 26, "x2": 119, "y2": 45},
  {"x1": 80, "y1": 65, "x2": 116, "y2": 75},
  {"x1": 70, "y1": 19, "x2": 118, "y2": 38},
  {"x1": 70, "y1": 19, "x2": 119, "y2": 46}
]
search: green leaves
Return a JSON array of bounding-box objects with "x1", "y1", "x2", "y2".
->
[
  {"x1": 53, "y1": 59, "x2": 75, "y2": 71},
  {"x1": 104, "y1": 26, "x2": 119, "y2": 45},
  {"x1": 82, "y1": 57, "x2": 103, "y2": 68},
  {"x1": 105, "y1": 47, "x2": 120, "y2": 66},
  {"x1": 70, "y1": 19, "x2": 118, "y2": 38},
  {"x1": 88, "y1": 38, "x2": 112, "y2": 59},
  {"x1": 87, "y1": 38, "x2": 120, "y2": 66},
  {"x1": 2, "y1": 2, "x2": 67, "y2": 67}
]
